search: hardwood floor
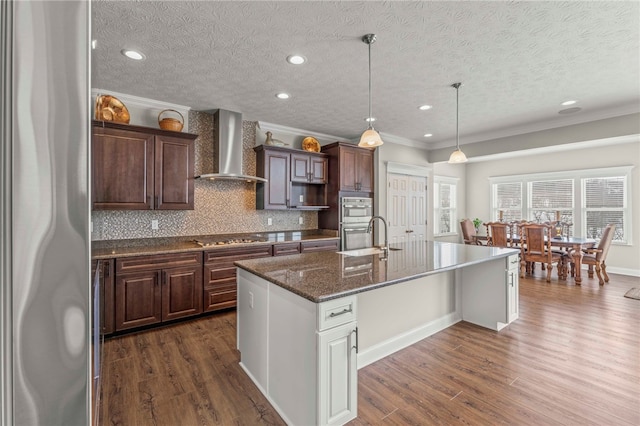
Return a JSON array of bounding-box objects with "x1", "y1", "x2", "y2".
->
[{"x1": 99, "y1": 272, "x2": 640, "y2": 425}]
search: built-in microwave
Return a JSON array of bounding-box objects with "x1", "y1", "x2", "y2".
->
[{"x1": 341, "y1": 197, "x2": 373, "y2": 224}]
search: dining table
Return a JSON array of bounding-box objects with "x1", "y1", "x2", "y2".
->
[{"x1": 475, "y1": 235, "x2": 596, "y2": 284}]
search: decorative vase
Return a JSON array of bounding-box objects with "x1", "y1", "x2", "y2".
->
[{"x1": 265, "y1": 131, "x2": 274, "y2": 145}]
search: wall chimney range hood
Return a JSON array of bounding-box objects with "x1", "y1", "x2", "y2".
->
[{"x1": 196, "y1": 109, "x2": 267, "y2": 183}]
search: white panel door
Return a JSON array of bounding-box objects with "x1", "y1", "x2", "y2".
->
[
  {"x1": 387, "y1": 173, "x2": 427, "y2": 244},
  {"x1": 387, "y1": 173, "x2": 408, "y2": 244},
  {"x1": 408, "y1": 176, "x2": 428, "y2": 241}
]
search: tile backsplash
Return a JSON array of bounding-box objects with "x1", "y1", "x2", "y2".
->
[{"x1": 91, "y1": 110, "x2": 317, "y2": 241}]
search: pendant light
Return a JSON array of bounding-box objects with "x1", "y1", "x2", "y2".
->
[
  {"x1": 448, "y1": 82, "x2": 468, "y2": 163},
  {"x1": 358, "y1": 34, "x2": 383, "y2": 147}
]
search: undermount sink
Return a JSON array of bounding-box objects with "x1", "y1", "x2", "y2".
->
[{"x1": 337, "y1": 246, "x2": 402, "y2": 257}]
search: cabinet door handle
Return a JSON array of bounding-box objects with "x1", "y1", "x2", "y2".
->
[
  {"x1": 351, "y1": 327, "x2": 358, "y2": 353},
  {"x1": 329, "y1": 307, "x2": 352, "y2": 317}
]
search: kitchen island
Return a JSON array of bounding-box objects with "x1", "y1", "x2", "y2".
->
[{"x1": 235, "y1": 240, "x2": 519, "y2": 426}]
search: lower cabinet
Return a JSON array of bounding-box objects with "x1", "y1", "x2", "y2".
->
[
  {"x1": 237, "y1": 269, "x2": 358, "y2": 425},
  {"x1": 507, "y1": 254, "x2": 519, "y2": 323},
  {"x1": 204, "y1": 245, "x2": 272, "y2": 312},
  {"x1": 272, "y1": 241, "x2": 301, "y2": 256},
  {"x1": 114, "y1": 252, "x2": 203, "y2": 332},
  {"x1": 301, "y1": 239, "x2": 339, "y2": 253}
]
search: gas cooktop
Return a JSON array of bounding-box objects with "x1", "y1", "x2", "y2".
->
[{"x1": 193, "y1": 237, "x2": 267, "y2": 247}]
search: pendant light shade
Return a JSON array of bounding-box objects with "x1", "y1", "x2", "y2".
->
[
  {"x1": 359, "y1": 34, "x2": 383, "y2": 148},
  {"x1": 448, "y1": 82, "x2": 468, "y2": 164}
]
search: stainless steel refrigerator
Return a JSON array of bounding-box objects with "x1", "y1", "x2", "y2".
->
[{"x1": 1, "y1": 1, "x2": 91, "y2": 424}]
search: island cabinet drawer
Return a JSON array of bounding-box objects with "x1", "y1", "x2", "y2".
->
[
  {"x1": 507, "y1": 254, "x2": 519, "y2": 271},
  {"x1": 317, "y1": 296, "x2": 357, "y2": 331}
]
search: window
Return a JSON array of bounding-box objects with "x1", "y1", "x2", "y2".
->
[
  {"x1": 493, "y1": 182, "x2": 522, "y2": 223},
  {"x1": 529, "y1": 179, "x2": 574, "y2": 225},
  {"x1": 490, "y1": 167, "x2": 632, "y2": 244},
  {"x1": 434, "y1": 177, "x2": 457, "y2": 236},
  {"x1": 583, "y1": 176, "x2": 626, "y2": 241}
]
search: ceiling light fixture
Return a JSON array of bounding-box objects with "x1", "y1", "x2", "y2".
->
[
  {"x1": 276, "y1": 93, "x2": 290, "y2": 99},
  {"x1": 419, "y1": 105, "x2": 432, "y2": 111},
  {"x1": 365, "y1": 117, "x2": 376, "y2": 122},
  {"x1": 287, "y1": 55, "x2": 306, "y2": 65},
  {"x1": 448, "y1": 82, "x2": 468, "y2": 164},
  {"x1": 561, "y1": 100, "x2": 577, "y2": 106},
  {"x1": 121, "y1": 49, "x2": 145, "y2": 60},
  {"x1": 424, "y1": 133, "x2": 433, "y2": 138},
  {"x1": 358, "y1": 34, "x2": 383, "y2": 148}
]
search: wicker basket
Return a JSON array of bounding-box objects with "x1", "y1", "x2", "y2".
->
[{"x1": 158, "y1": 109, "x2": 184, "y2": 131}]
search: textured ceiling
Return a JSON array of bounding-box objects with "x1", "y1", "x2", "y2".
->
[{"x1": 92, "y1": 1, "x2": 640, "y2": 149}]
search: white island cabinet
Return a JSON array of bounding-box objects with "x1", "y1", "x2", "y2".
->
[
  {"x1": 236, "y1": 241, "x2": 519, "y2": 426},
  {"x1": 237, "y1": 269, "x2": 358, "y2": 426}
]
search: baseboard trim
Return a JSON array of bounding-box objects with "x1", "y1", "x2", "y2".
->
[{"x1": 357, "y1": 312, "x2": 461, "y2": 369}]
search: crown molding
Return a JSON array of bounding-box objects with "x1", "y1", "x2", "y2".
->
[
  {"x1": 257, "y1": 121, "x2": 345, "y2": 144},
  {"x1": 91, "y1": 88, "x2": 192, "y2": 112}
]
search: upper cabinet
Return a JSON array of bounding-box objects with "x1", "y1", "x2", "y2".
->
[
  {"x1": 321, "y1": 142, "x2": 374, "y2": 193},
  {"x1": 291, "y1": 152, "x2": 327, "y2": 184},
  {"x1": 92, "y1": 121, "x2": 197, "y2": 210},
  {"x1": 255, "y1": 145, "x2": 329, "y2": 210}
]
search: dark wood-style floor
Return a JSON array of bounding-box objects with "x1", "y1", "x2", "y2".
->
[{"x1": 99, "y1": 271, "x2": 640, "y2": 425}]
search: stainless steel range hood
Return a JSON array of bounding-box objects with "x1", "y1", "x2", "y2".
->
[{"x1": 196, "y1": 109, "x2": 267, "y2": 183}]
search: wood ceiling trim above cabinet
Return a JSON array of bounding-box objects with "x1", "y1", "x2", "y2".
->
[{"x1": 92, "y1": 120, "x2": 197, "y2": 211}]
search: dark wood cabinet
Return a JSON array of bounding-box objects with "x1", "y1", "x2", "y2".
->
[
  {"x1": 114, "y1": 252, "x2": 202, "y2": 331},
  {"x1": 256, "y1": 146, "x2": 290, "y2": 209},
  {"x1": 322, "y1": 142, "x2": 374, "y2": 193},
  {"x1": 273, "y1": 242, "x2": 302, "y2": 256},
  {"x1": 92, "y1": 259, "x2": 115, "y2": 335},
  {"x1": 291, "y1": 152, "x2": 328, "y2": 184},
  {"x1": 92, "y1": 121, "x2": 197, "y2": 210},
  {"x1": 319, "y1": 142, "x2": 376, "y2": 230},
  {"x1": 300, "y1": 239, "x2": 339, "y2": 253},
  {"x1": 255, "y1": 145, "x2": 329, "y2": 210},
  {"x1": 204, "y1": 245, "x2": 273, "y2": 312}
]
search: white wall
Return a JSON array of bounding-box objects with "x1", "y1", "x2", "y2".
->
[{"x1": 464, "y1": 140, "x2": 640, "y2": 275}]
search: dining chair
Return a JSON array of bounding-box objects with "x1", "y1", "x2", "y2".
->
[
  {"x1": 519, "y1": 223, "x2": 566, "y2": 282},
  {"x1": 484, "y1": 221, "x2": 511, "y2": 248},
  {"x1": 569, "y1": 223, "x2": 615, "y2": 285},
  {"x1": 460, "y1": 219, "x2": 482, "y2": 245}
]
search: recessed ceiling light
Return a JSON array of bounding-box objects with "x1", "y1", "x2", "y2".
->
[
  {"x1": 561, "y1": 100, "x2": 577, "y2": 106},
  {"x1": 424, "y1": 133, "x2": 433, "y2": 138},
  {"x1": 287, "y1": 55, "x2": 306, "y2": 65},
  {"x1": 121, "y1": 49, "x2": 145, "y2": 60},
  {"x1": 418, "y1": 105, "x2": 432, "y2": 111},
  {"x1": 276, "y1": 93, "x2": 290, "y2": 99},
  {"x1": 558, "y1": 107, "x2": 582, "y2": 114},
  {"x1": 365, "y1": 117, "x2": 376, "y2": 123}
]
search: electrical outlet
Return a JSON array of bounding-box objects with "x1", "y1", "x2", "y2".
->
[
  {"x1": 249, "y1": 292, "x2": 254, "y2": 309},
  {"x1": 299, "y1": 216, "x2": 303, "y2": 225},
  {"x1": 151, "y1": 219, "x2": 159, "y2": 230},
  {"x1": 267, "y1": 218, "x2": 273, "y2": 226},
  {"x1": 299, "y1": 195, "x2": 304, "y2": 203}
]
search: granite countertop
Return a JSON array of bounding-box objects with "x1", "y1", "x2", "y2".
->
[
  {"x1": 91, "y1": 230, "x2": 338, "y2": 259},
  {"x1": 235, "y1": 241, "x2": 519, "y2": 303}
]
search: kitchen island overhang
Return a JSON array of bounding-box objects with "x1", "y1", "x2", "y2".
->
[{"x1": 235, "y1": 241, "x2": 520, "y2": 426}]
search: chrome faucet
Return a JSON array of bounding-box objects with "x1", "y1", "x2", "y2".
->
[{"x1": 367, "y1": 215, "x2": 389, "y2": 256}]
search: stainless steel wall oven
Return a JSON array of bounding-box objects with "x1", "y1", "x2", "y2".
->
[{"x1": 340, "y1": 197, "x2": 373, "y2": 250}]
